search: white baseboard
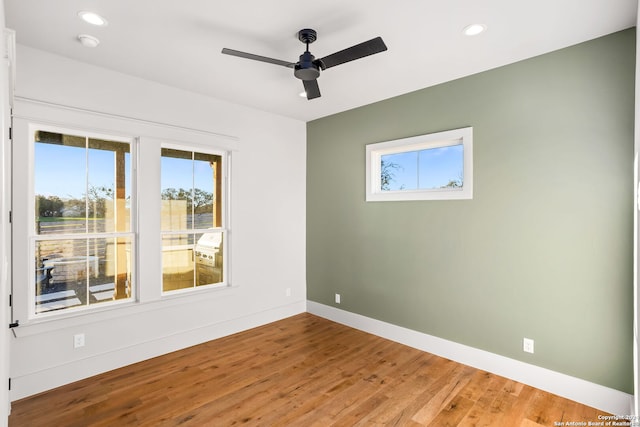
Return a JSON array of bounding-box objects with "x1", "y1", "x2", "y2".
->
[
  {"x1": 11, "y1": 302, "x2": 306, "y2": 401},
  {"x1": 11, "y1": 300, "x2": 633, "y2": 416},
  {"x1": 307, "y1": 300, "x2": 634, "y2": 416}
]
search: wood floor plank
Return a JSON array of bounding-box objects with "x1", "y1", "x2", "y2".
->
[
  {"x1": 410, "y1": 363, "x2": 476, "y2": 425},
  {"x1": 458, "y1": 370, "x2": 495, "y2": 403},
  {"x1": 248, "y1": 333, "x2": 392, "y2": 425},
  {"x1": 341, "y1": 349, "x2": 454, "y2": 426},
  {"x1": 8, "y1": 313, "x2": 610, "y2": 426},
  {"x1": 351, "y1": 356, "x2": 460, "y2": 426},
  {"x1": 495, "y1": 384, "x2": 537, "y2": 426},
  {"x1": 427, "y1": 395, "x2": 476, "y2": 427},
  {"x1": 524, "y1": 388, "x2": 569, "y2": 426}
]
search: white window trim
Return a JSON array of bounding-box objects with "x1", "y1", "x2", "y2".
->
[
  {"x1": 11, "y1": 98, "x2": 238, "y2": 327},
  {"x1": 159, "y1": 142, "x2": 231, "y2": 296},
  {"x1": 26, "y1": 123, "x2": 138, "y2": 320},
  {"x1": 365, "y1": 127, "x2": 473, "y2": 202}
]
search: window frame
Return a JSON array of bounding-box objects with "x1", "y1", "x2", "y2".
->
[
  {"x1": 160, "y1": 142, "x2": 230, "y2": 296},
  {"x1": 27, "y1": 123, "x2": 137, "y2": 319},
  {"x1": 11, "y1": 100, "x2": 238, "y2": 327},
  {"x1": 365, "y1": 127, "x2": 473, "y2": 202}
]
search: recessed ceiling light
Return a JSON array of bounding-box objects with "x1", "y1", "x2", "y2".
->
[
  {"x1": 299, "y1": 91, "x2": 307, "y2": 98},
  {"x1": 78, "y1": 11, "x2": 108, "y2": 26},
  {"x1": 463, "y1": 24, "x2": 486, "y2": 36},
  {"x1": 78, "y1": 34, "x2": 100, "y2": 48}
]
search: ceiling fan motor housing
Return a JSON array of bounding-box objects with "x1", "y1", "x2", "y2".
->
[{"x1": 294, "y1": 51, "x2": 320, "y2": 80}]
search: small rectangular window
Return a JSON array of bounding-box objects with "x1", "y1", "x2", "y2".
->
[
  {"x1": 33, "y1": 129, "x2": 135, "y2": 316},
  {"x1": 366, "y1": 127, "x2": 473, "y2": 201},
  {"x1": 161, "y1": 147, "x2": 227, "y2": 293}
]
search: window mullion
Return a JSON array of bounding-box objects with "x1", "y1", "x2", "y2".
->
[
  {"x1": 416, "y1": 150, "x2": 420, "y2": 189},
  {"x1": 85, "y1": 136, "x2": 89, "y2": 234},
  {"x1": 191, "y1": 152, "x2": 195, "y2": 231}
]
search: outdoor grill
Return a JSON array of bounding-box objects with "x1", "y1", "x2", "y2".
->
[{"x1": 194, "y1": 233, "x2": 223, "y2": 285}]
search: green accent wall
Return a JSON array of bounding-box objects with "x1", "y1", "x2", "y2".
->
[{"x1": 306, "y1": 29, "x2": 635, "y2": 393}]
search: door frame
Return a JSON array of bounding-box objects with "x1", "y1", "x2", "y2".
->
[
  {"x1": 634, "y1": 5, "x2": 640, "y2": 417},
  {"x1": 0, "y1": 17, "x2": 13, "y2": 427}
]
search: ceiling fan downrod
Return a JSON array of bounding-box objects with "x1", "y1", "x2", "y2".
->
[{"x1": 295, "y1": 29, "x2": 320, "y2": 81}]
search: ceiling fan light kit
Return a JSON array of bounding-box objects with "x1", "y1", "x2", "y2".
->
[{"x1": 222, "y1": 28, "x2": 387, "y2": 100}]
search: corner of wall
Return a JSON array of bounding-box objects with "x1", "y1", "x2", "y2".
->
[{"x1": 307, "y1": 301, "x2": 634, "y2": 416}]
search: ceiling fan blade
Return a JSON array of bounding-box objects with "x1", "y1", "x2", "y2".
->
[
  {"x1": 303, "y1": 79, "x2": 321, "y2": 100},
  {"x1": 221, "y1": 48, "x2": 295, "y2": 68},
  {"x1": 318, "y1": 37, "x2": 387, "y2": 70}
]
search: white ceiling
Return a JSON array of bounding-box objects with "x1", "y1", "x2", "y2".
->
[{"x1": 5, "y1": 0, "x2": 638, "y2": 122}]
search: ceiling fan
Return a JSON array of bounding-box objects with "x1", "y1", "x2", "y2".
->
[{"x1": 221, "y1": 29, "x2": 388, "y2": 100}]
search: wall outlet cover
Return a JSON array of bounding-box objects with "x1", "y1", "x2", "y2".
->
[{"x1": 74, "y1": 333, "x2": 85, "y2": 348}]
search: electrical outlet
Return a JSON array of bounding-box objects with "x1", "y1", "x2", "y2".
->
[
  {"x1": 74, "y1": 333, "x2": 85, "y2": 349},
  {"x1": 335, "y1": 293, "x2": 341, "y2": 304},
  {"x1": 523, "y1": 338, "x2": 534, "y2": 354},
  {"x1": 285, "y1": 287, "x2": 291, "y2": 297}
]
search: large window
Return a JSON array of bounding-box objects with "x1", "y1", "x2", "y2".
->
[
  {"x1": 32, "y1": 129, "x2": 134, "y2": 315},
  {"x1": 14, "y1": 112, "x2": 234, "y2": 324},
  {"x1": 366, "y1": 127, "x2": 473, "y2": 201},
  {"x1": 161, "y1": 147, "x2": 226, "y2": 293}
]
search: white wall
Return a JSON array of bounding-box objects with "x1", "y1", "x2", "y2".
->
[{"x1": 9, "y1": 45, "x2": 307, "y2": 400}]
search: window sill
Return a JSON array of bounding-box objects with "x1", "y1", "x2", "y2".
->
[
  {"x1": 12, "y1": 284, "x2": 240, "y2": 338},
  {"x1": 366, "y1": 187, "x2": 473, "y2": 202}
]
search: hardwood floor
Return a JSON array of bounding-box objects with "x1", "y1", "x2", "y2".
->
[{"x1": 9, "y1": 313, "x2": 608, "y2": 426}]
